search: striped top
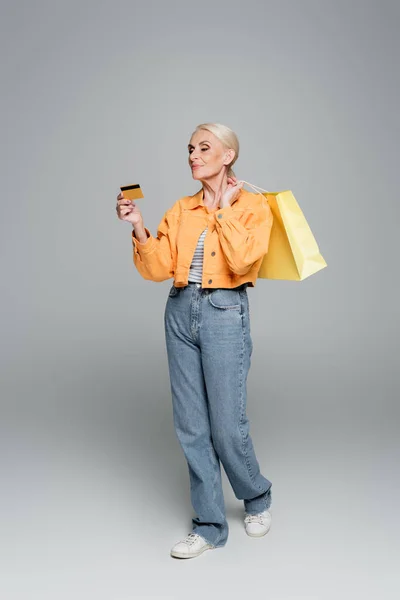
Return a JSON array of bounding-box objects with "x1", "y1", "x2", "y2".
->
[{"x1": 188, "y1": 228, "x2": 208, "y2": 283}]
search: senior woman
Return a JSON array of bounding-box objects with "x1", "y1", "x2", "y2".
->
[{"x1": 116, "y1": 122, "x2": 274, "y2": 560}]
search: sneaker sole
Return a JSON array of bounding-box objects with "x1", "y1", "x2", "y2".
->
[{"x1": 170, "y1": 544, "x2": 214, "y2": 559}]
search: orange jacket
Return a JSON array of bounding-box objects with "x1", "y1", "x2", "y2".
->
[{"x1": 131, "y1": 186, "x2": 273, "y2": 288}]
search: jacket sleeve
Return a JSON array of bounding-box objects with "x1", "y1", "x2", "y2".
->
[
  {"x1": 131, "y1": 202, "x2": 180, "y2": 282},
  {"x1": 213, "y1": 195, "x2": 273, "y2": 275}
]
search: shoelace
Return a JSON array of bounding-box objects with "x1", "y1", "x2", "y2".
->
[
  {"x1": 181, "y1": 532, "x2": 201, "y2": 546},
  {"x1": 244, "y1": 512, "x2": 268, "y2": 524}
]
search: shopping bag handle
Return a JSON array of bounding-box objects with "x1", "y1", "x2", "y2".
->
[{"x1": 240, "y1": 180, "x2": 270, "y2": 195}]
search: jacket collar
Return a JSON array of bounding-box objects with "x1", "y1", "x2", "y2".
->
[{"x1": 184, "y1": 187, "x2": 243, "y2": 210}]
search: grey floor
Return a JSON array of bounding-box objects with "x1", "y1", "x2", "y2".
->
[{"x1": 1, "y1": 332, "x2": 398, "y2": 600}]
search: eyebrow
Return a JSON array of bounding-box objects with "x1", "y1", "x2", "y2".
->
[{"x1": 188, "y1": 141, "x2": 211, "y2": 149}]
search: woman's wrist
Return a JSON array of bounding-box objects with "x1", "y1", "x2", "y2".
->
[{"x1": 132, "y1": 223, "x2": 148, "y2": 244}]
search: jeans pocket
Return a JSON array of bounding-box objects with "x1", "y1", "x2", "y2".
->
[
  {"x1": 168, "y1": 285, "x2": 180, "y2": 298},
  {"x1": 208, "y1": 288, "x2": 241, "y2": 310}
]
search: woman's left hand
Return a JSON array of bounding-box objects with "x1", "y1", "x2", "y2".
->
[{"x1": 219, "y1": 177, "x2": 244, "y2": 208}]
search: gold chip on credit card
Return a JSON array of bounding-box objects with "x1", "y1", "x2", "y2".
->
[{"x1": 120, "y1": 184, "x2": 144, "y2": 200}]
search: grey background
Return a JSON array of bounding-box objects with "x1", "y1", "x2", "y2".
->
[{"x1": 1, "y1": 0, "x2": 399, "y2": 598}]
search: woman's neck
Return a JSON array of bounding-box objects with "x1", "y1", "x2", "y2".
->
[{"x1": 202, "y1": 174, "x2": 228, "y2": 208}]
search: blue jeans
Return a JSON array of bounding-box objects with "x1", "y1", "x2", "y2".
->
[{"x1": 164, "y1": 281, "x2": 272, "y2": 548}]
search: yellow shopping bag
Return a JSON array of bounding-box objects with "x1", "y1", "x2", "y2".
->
[{"x1": 242, "y1": 181, "x2": 327, "y2": 281}]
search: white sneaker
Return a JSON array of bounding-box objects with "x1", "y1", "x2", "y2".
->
[
  {"x1": 170, "y1": 532, "x2": 214, "y2": 559},
  {"x1": 244, "y1": 510, "x2": 272, "y2": 537}
]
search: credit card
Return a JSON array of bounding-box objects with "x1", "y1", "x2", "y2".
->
[{"x1": 120, "y1": 184, "x2": 144, "y2": 200}]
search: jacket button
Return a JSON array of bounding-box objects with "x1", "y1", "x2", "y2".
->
[
  {"x1": 218, "y1": 214, "x2": 223, "y2": 219},
  {"x1": 208, "y1": 279, "x2": 212, "y2": 284},
  {"x1": 211, "y1": 251, "x2": 215, "y2": 256}
]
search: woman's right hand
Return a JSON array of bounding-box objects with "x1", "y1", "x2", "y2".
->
[{"x1": 116, "y1": 191, "x2": 144, "y2": 227}]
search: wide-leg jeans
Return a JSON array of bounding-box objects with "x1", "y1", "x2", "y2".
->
[{"x1": 164, "y1": 281, "x2": 272, "y2": 548}]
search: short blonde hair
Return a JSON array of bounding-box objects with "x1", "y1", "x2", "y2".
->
[{"x1": 191, "y1": 122, "x2": 239, "y2": 178}]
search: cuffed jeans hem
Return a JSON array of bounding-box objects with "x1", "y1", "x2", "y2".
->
[
  {"x1": 192, "y1": 526, "x2": 228, "y2": 548},
  {"x1": 244, "y1": 486, "x2": 272, "y2": 515}
]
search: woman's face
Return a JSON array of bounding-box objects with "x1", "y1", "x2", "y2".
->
[{"x1": 188, "y1": 130, "x2": 234, "y2": 181}]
